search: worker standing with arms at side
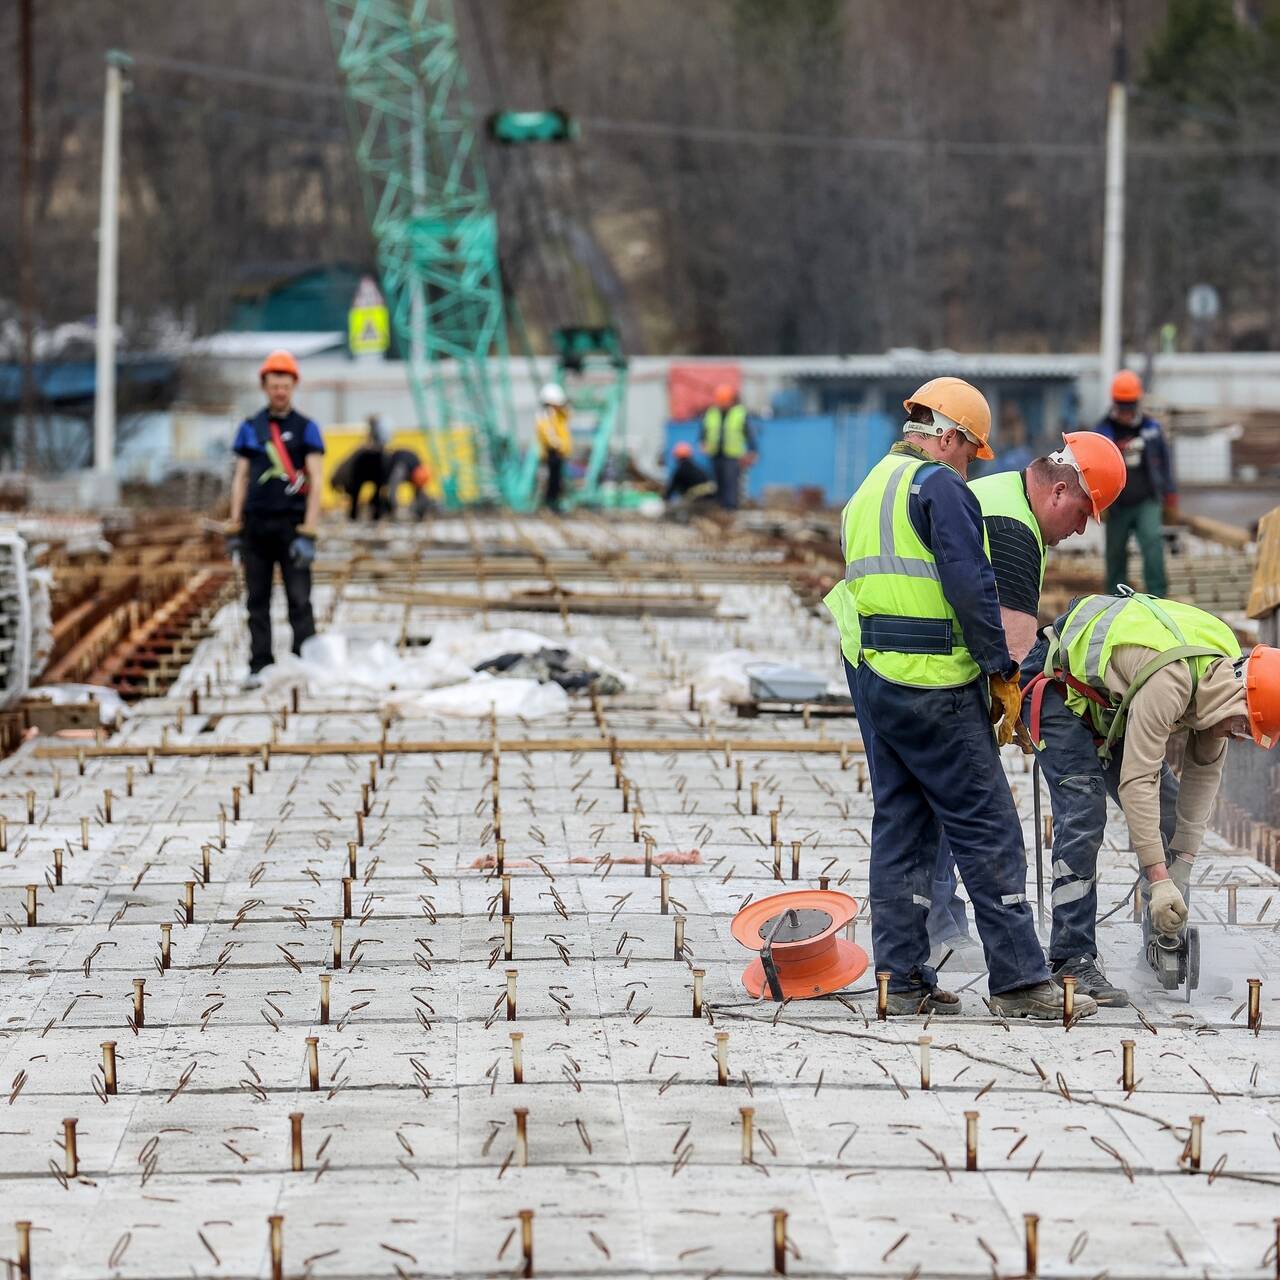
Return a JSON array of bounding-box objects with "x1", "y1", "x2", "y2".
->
[
  {"x1": 1095, "y1": 370, "x2": 1176, "y2": 596},
  {"x1": 224, "y1": 350, "x2": 324, "y2": 690},
  {"x1": 926, "y1": 432, "x2": 1127, "y2": 962},
  {"x1": 535, "y1": 382, "x2": 572, "y2": 512},
  {"x1": 1023, "y1": 592, "x2": 1280, "y2": 994},
  {"x1": 824, "y1": 377, "x2": 1094, "y2": 1020},
  {"x1": 701, "y1": 384, "x2": 757, "y2": 512}
]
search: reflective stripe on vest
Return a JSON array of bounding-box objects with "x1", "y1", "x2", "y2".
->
[
  {"x1": 823, "y1": 452, "x2": 978, "y2": 688},
  {"x1": 1056, "y1": 593, "x2": 1241, "y2": 738},
  {"x1": 703, "y1": 405, "x2": 748, "y2": 458}
]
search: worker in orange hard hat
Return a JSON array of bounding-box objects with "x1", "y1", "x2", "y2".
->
[
  {"x1": 1094, "y1": 369, "x2": 1176, "y2": 597},
  {"x1": 926, "y1": 430, "x2": 1127, "y2": 977},
  {"x1": 383, "y1": 444, "x2": 433, "y2": 521},
  {"x1": 664, "y1": 438, "x2": 716, "y2": 520},
  {"x1": 823, "y1": 376, "x2": 1088, "y2": 1020},
  {"x1": 1021, "y1": 592, "x2": 1280, "y2": 1000},
  {"x1": 701, "y1": 383, "x2": 759, "y2": 513},
  {"x1": 225, "y1": 349, "x2": 324, "y2": 689}
]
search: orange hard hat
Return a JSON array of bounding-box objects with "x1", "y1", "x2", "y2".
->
[
  {"x1": 713, "y1": 383, "x2": 736, "y2": 408},
  {"x1": 673, "y1": 441, "x2": 693, "y2": 459},
  {"x1": 1059, "y1": 430, "x2": 1127, "y2": 518},
  {"x1": 259, "y1": 349, "x2": 300, "y2": 382},
  {"x1": 410, "y1": 464, "x2": 430, "y2": 488},
  {"x1": 1244, "y1": 645, "x2": 1280, "y2": 748},
  {"x1": 904, "y1": 377, "x2": 994, "y2": 460},
  {"x1": 1111, "y1": 369, "x2": 1143, "y2": 403}
]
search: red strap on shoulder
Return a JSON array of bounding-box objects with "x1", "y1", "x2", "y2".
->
[{"x1": 269, "y1": 420, "x2": 308, "y2": 495}]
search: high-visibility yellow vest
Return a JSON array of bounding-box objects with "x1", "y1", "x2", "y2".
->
[
  {"x1": 970, "y1": 469, "x2": 1046, "y2": 594},
  {"x1": 536, "y1": 407, "x2": 572, "y2": 457},
  {"x1": 703, "y1": 405, "x2": 748, "y2": 458},
  {"x1": 823, "y1": 451, "x2": 981, "y2": 687},
  {"x1": 1054, "y1": 593, "x2": 1241, "y2": 742}
]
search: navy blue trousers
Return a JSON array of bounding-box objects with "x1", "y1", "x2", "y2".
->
[
  {"x1": 846, "y1": 660, "x2": 1050, "y2": 996},
  {"x1": 1031, "y1": 680, "x2": 1178, "y2": 961}
]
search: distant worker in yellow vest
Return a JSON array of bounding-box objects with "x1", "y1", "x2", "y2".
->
[
  {"x1": 824, "y1": 376, "x2": 1089, "y2": 1020},
  {"x1": 535, "y1": 382, "x2": 572, "y2": 512},
  {"x1": 1023, "y1": 593, "x2": 1280, "y2": 998},
  {"x1": 701, "y1": 384, "x2": 758, "y2": 512}
]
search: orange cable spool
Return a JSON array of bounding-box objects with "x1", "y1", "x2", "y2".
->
[{"x1": 731, "y1": 890, "x2": 868, "y2": 1000}]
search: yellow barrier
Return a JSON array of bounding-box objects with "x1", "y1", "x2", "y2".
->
[{"x1": 319, "y1": 425, "x2": 480, "y2": 509}]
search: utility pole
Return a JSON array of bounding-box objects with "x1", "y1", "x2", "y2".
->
[
  {"x1": 1098, "y1": 0, "x2": 1127, "y2": 409},
  {"x1": 18, "y1": 0, "x2": 36, "y2": 471},
  {"x1": 93, "y1": 52, "x2": 129, "y2": 491}
]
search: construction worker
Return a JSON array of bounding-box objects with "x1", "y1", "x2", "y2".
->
[
  {"x1": 384, "y1": 447, "x2": 432, "y2": 520},
  {"x1": 824, "y1": 377, "x2": 1094, "y2": 1020},
  {"x1": 1095, "y1": 370, "x2": 1176, "y2": 597},
  {"x1": 332, "y1": 419, "x2": 389, "y2": 521},
  {"x1": 1024, "y1": 594, "x2": 1280, "y2": 997},
  {"x1": 701, "y1": 384, "x2": 757, "y2": 512},
  {"x1": 535, "y1": 383, "x2": 572, "y2": 512},
  {"x1": 225, "y1": 350, "x2": 324, "y2": 689},
  {"x1": 927, "y1": 432, "x2": 1128, "y2": 962},
  {"x1": 664, "y1": 441, "x2": 716, "y2": 517}
]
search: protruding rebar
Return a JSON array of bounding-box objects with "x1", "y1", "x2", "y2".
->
[
  {"x1": 876, "y1": 971, "x2": 889, "y2": 1021},
  {"x1": 101, "y1": 1041, "x2": 117, "y2": 1095},
  {"x1": 769, "y1": 808, "x2": 779, "y2": 844},
  {"x1": 510, "y1": 1031, "x2": 524, "y2": 1084},
  {"x1": 740, "y1": 1106, "x2": 755, "y2": 1163},
  {"x1": 1121, "y1": 1038, "x2": 1135, "y2": 1092},
  {"x1": 305, "y1": 1037, "x2": 319, "y2": 1091},
  {"x1": 63, "y1": 1118, "x2": 79, "y2": 1178},
  {"x1": 1227, "y1": 882, "x2": 1238, "y2": 924},
  {"x1": 331, "y1": 920, "x2": 342, "y2": 970},
  {"x1": 159, "y1": 923, "x2": 171, "y2": 971},
  {"x1": 16, "y1": 1220, "x2": 31, "y2": 1280},
  {"x1": 502, "y1": 874, "x2": 512, "y2": 915},
  {"x1": 25, "y1": 885, "x2": 36, "y2": 927},
  {"x1": 502, "y1": 914, "x2": 514, "y2": 960},
  {"x1": 1024, "y1": 1214, "x2": 1039, "y2": 1277},
  {"x1": 268, "y1": 1214, "x2": 284, "y2": 1280},
  {"x1": 200, "y1": 844, "x2": 211, "y2": 886},
  {"x1": 964, "y1": 1110, "x2": 978, "y2": 1170},
  {"x1": 715, "y1": 1031, "x2": 729, "y2": 1086},
  {"x1": 231, "y1": 785, "x2": 241, "y2": 822},
  {"x1": 514, "y1": 1107, "x2": 529, "y2": 1166},
  {"x1": 132, "y1": 978, "x2": 146, "y2": 1028},
  {"x1": 183, "y1": 881, "x2": 194, "y2": 924},
  {"x1": 772, "y1": 1209, "x2": 788, "y2": 1275},
  {"x1": 918, "y1": 1036, "x2": 932, "y2": 1091},
  {"x1": 519, "y1": 1209, "x2": 534, "y2": 1279},
  {"x1": 1248, "y1": 978, "x2": 1262, "y2": 1032},
  {"x1": 644, "y1": 836, "x2": 654, "y2": 877},
  {"x1": 660, "y1": 872, "x2": 671, "y2": 915},
  {"x1": 1062, "y1": 974, "x2": 1076, "y2": 1027},
  {"x1": 347, "y1": 841, "x2": 357, "y2": 879},
  {"x1": 673, "y1": 914, "x2": 686, "y2": 959},
  {"x1": 342, "y1": 877, "x2": 353, "y2": 920},
  {"x1": 289, "y1": 1112, "x2": 303, "y2": 1172},
  {"x1": 790, "y1": 841, "x2": 801, "y2": 881},
  {"x1": 319, "y1": 974, "x2": 331, "y2": 1025},
  {"x1": 1188, "y1": 1115, "x2": 1203, "y2": 1170},
  {"x1": 506, "y1": 969, "x2": 518, "y2": 1021},
  {"x1": 80, "y1": 816, "x2": 89, "y2": 850},
  {"x1": 751, "y1": 781, "x2": 759, "y2": 815},
  {"x1": 692, "y1": 969, "x2": 705, "y2": 1018}
]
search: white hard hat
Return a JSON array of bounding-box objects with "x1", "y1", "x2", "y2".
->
[{"x1": 540, "y1": 383, "x2": 567, "y2": 407}]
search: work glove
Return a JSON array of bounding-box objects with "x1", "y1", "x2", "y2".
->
[
  {"x1": 288, "y1": 533, "x2": 316, "y2": 568},
  {"x1": 1162, "y1": 493, "x2": 1179, "y2": 524},
  {"x1": 988, "y1": 671, "x2": 1024, "y2": 748},
  {"x1": 1148, "y1": 877, "x2": 1188, "y2": 936},
  {"x1": 224, "y1": 523, "x2": 242, "y2": 562}
]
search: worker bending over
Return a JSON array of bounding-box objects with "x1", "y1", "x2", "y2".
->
[
  {"x1": 535, "y1": 383, "x2": 572, "y2": 512},
  {"x1": 225, "y1": 350, "x2": 324, "y2": 689},
  {"x1": 928, "y1": 432, "x2": 1127, "y2": 959},
  {"x1": 1024, "y1": 592, "x2": 1280, "y2": 998},
  {"x1": 825, "y1": 377, "x2": 1092, "y2": 1020},
  {"x1": 664, "y1": 441, "x2": 717, "y2": 518}
]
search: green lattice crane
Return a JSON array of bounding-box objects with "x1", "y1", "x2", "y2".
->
[{"x1": 323, "y1": 0, "x2": 521, "y2": 505}]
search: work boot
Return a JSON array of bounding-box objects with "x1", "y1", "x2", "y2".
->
[
  {"x1": 988, "y1": 980, "x2": 1098, "y2": 1021},
  {"x1": 1052, "y1": 956, "x2": 1129, "y2": 1008},
  {"x1": 242, "y1": 672, "x2": 264, "y2": 692},
  {"x1": 883, "y1": 986, "x2": 962, "y2": 1017}
]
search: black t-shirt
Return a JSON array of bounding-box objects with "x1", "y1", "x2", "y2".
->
[
  {"x1": 983, "y1": 513, "x2": 1042, "y2": 617},
  {"x1": 1110, "y1": 421, "x2": 1155, "y2": 506},
  {"x1": 233, "y1": 409, "x2": 324, "y2": 519}
]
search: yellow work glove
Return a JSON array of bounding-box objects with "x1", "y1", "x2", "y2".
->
[
  {"x1": 988, "y1": 672, "x2": 1023, "y2": 749},
  {"x1": 1148, "y1": 878, "x2": 1188, "y2": 936}
]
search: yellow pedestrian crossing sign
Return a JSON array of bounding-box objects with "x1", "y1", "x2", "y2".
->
[{"x1": 348, "y1": 276, "x2": 390, "y2": 356}]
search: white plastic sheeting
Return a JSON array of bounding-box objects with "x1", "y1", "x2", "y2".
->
[{"x1": 387, "y1": 672, "x2": 569, "y2": 719}]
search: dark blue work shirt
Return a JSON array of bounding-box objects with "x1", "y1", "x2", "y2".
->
[
  {"x1": 233, "y1": 408, "x2": 325, "y2": 520},
  {"x1": 896, "y1": 445, "x2": 1014, "y2": 678}
]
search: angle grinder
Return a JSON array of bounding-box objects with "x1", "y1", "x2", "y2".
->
[{"x1": 1146, "y1": 926, "x2": 1200, "y2": 1001}]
